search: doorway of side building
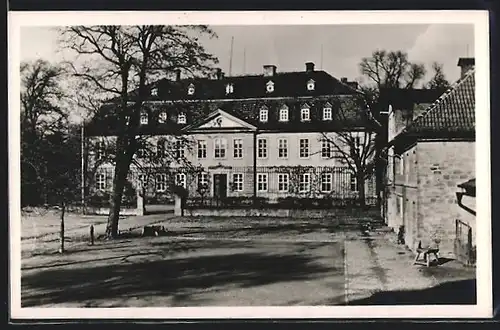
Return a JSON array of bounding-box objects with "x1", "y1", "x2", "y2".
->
[{"x1": 213, "y1": 174, "x2": 228, "y2": 205}]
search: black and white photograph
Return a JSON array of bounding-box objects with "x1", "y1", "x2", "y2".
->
[{"x1": 8, "y1": 11, "x2": 491, "y2": 319}]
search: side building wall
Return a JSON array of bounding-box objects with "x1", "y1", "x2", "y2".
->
[
  {"x1": 417, "y1": 141, "x2": 475, "y2": 256},
  {"x1": 385, "y1": 143, "x2": 420, "y2": 251}
]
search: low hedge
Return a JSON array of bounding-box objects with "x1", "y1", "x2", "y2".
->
[{"x1": 185, "y1": 196, "x2": 372, "y2": 210}]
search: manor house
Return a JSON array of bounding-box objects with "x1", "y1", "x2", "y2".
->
[{"x1": 85, "y1": 62, "x2": 378, "y2": 206}]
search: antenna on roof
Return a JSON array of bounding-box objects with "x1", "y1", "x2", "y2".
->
[
  {"x1": 243, "y1": 47, "x2": 246, "y2": 74},
  {"x1": 229, "y1": 36, "x2": 234, "y2": 77},
  {"x1": 320, "y1": 44, "x2": 324, "y2": 70}
]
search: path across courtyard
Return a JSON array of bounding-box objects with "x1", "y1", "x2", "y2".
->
[{"x1": 19, "y1": 213, "x2": 476, "y2": 307}]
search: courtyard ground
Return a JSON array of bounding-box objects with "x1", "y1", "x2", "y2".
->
[{"x1": 19, "y1": 210, "x2": 476, "y2": 307}]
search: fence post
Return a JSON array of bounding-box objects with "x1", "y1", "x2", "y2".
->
[
  {"x1": 467, "y1": 227, "x2": 473, "y2": 265},
  {"x1": 174, "y1": 194, "x2": 182, "y2": 216},
  {"x1": 136, "y1": 187, "x2": 144, "y2": 216},
  {"x1": 90, "y1": 224, "x2": 94, "y2": 246}
]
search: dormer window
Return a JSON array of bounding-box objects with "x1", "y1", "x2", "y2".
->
[
  {"x1": 158, "y1": 111, "x2": 167, "y2": 123},
  {"x1": 178, "y1": 112, "x2": 187, "y2": 124},
  {"x1": 140, "y1": 112, "x2": 148, "y2": 125},
  {"x1": 151, "y1": 87, "x2": 158, "y2": 96},
  {"x1": 187, "y1": 84, "x2": 195, "y2": 95},
  {"x1": 279, "y1": 105, "x2": 289, "y2": 122},
  {"x1": 259, "y1": 107, "x2": 268, "y2": 122},
  {"x1": 301, "y1": 105, "x2": 310, "y2": 122},
  {"x1": 323, "y1": 103, "x2": 332, "y2": 120},
  {"x1": 225, "y1": 83, "x2": 234, "y2": 95},
  {"x1": 266, "y1": 81, "x2": 274, "y2": 93},
  {"x1": 307, "y1": 79, "x2": 315, "y2": 91}
]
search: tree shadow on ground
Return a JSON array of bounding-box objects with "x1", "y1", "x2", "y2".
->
[
  {"x1": 347, "y1": 279, "x2": 476, "y2": 305},
  {"x1": 22, "y1": 248, "x2": 337, "y2": 307}
]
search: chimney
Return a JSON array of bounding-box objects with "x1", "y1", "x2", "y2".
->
[
  {"x1": 174, "y1": 69, "x2": 181, "y2": 82},
  {"x1": 340, "y1": 77, "x2": 348, "y2": 83},
  {"x1": 215, "y1": 68, "x2": 223, "y2": 80},
  {"x1": 347, "y1": 82, "x2": 359, "y2": 90},
  {"x1": 457, "y1": 57, "x2": 475, "y2": 78},
  {"x1": 263, "y1": 65, "x2": 277, "y2": 77},
  {"x1": 305, "y1": 62, "x2": 315, "y2": 72}
]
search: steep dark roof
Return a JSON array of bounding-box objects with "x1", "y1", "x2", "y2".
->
[
  {"x1": 402, "y1": 70, "x2": 475, "y2": 137},
  {"x1": 86, "y1": 95, "x2": 375, "y2": 136},
  {"x1": 140, "y1": 70, "x2": 358, "y2": 101},
  {"x1": 86, "y1": 67, "x2": 372, "y2": 136}
]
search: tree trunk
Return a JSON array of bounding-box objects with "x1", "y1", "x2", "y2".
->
[
  {"x1": 105, "y1": 151, "x2": 133, "y2": 238},
  {"x1": 357, "y1": 174, "x2": 366, "y2": 208},
  {"x1": 59, "y1": 201, "x2": 65, "y2": 253}
]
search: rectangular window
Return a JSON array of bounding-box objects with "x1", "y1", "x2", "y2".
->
[
  {"x1": 258, "y1": 138, "x2": 268, "y2": 159},
  {"x1": 399, "y1": 156, "x2": 405, "y2": 175},
  {"x1": 140, "y1": 112, "x2": 148, "y2": 125},
  {"x1": 323, "y1": 107, "x2": 332, "y2": 120},
  {"x1": 95, "y1": 141, "x2": 104, "y2": 160},
  {"x1": 198, "y1": 172, "x2": 208, "y2": 186},
  {"x1": 301, "y1": 108, "x2": 310, "y2": 121},
  {"x1": 233, "y1": 139, "x2": 243, "y2": 159},
  {"x1": 197, "y1": 140, "x2": 207, "y2": 159},
  {"x1": 96, "y1": 173, "x2": 106, "y2": 190},
  {"x1": 299, "y1": 138, "x2": 309, "y2": 158},
  {"x1": 397, "y1": 195, "x2": 404, "y2": 218},
  {"x1": 177, "y1": 113, "x2": 187, "y2": 124},
  {"x1": 279, "y1": 108, "x2": 289, "y2": 122},
  {"x1": 232, "y1": 173, "x2": 244, "y2": 192},
  {"x1": 320, "y1": 173, "x2": 333, "y2": 192},
  {"x1": 174, "y1": 140, "x2": 184, "y2": 159},
  {"x1": 157, "y1": 140, "x2": 165, "y2": 158},
  {"x1": 351, "y1": 136, "x2": 361, "y2": 156},
  {"x1": 299, "y1": 173, "x2": 310, "y2": 192},
  {"x1": 175, "y1": 173, "x2": 186, "y2": 188},
  {"x1": 393, "y1": 156, "x2": 400, "y2": 178},
  {"x1": 214, "y1": 138, "x2": 227, "y2": 159},
  {"x1": 260, "y1": 109, "x2": 268, "y2": 122},
  {"x1": 156, "y1": 174, "x2": 167, "y2": 192},
  {"x1": 257, "y1": 173, "x2": 268, "y2": 192},
  {"x1": 278, "y1": 138, "x2": 288, "y2": 159},
  {"x1": 350, "y1": 174, "x2": 358, "y2": 192},
  {"x1": 321, "y1": 139, "x2": 332, "y2": 158},
  {"x1": 137, "y1": 174, "x2": 148, "y2": 188},
  {"x1": 278, "y1": 173, "x2": 289, "y2": 192}
]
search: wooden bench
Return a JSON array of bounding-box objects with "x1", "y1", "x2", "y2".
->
[{"x1": 413, "y1": 241, "x2": 440, "y2": 267}]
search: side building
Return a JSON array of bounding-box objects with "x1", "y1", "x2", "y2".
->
[
  {"x1": 384, "y1": 58, "x2": 475, "y2": 257},
  {"x1": 84, "y1": 62, "x2": 378, "y2": 208}
]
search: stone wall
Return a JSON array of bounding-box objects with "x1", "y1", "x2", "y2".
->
[
  {"x1": 181, "y1": 206, "x2": 381, "y2": 221},
  {"x1": 417, "y1": 141, "x2": 475, "y2": 256}
]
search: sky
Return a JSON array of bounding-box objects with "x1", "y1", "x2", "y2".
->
[{"x1": 20, "y1": 24, "x2": 474, "y2": 86}]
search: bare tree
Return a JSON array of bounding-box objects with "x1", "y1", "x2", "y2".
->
[
  {"x1": 321, "y1": 96, "x2": 377, "y2": 207},
  {"x1": 21, "y1": 60, "x2": 67, "y2": 137},
  {"x1": 359, "y1": 50, "x2": 426, "y2": 90},
  {"x1": 425, "y1": 62, "x2": 451, "y2": 89},
  {"x1": 46, "y1": 127, "x2": 82, "y2": 253},
  {"x1": 358, "y1": 50, "x2": 426, "y2": 210},
  {"x1": 59, "y1": 25, "x2": 218, "y2": 238},
  {"x1": 21, "y1": 60, "x2": 82, "y2": 252},
  {"x1": 21, "y1": 60, "x2": 69, "y2": 206}
]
